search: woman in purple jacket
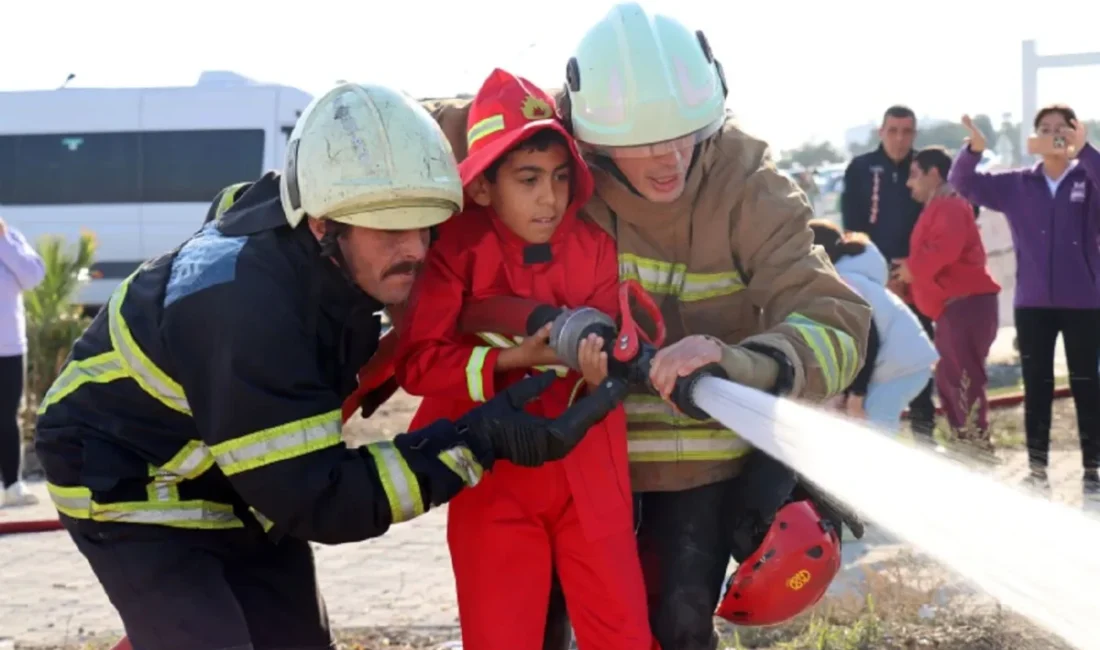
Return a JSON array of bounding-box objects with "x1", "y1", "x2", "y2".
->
[
  {"x1": 950, "y1": 105, "x2": 1099, "y2": 500},
  {"x1": 0, "y1": 217, "x2": 45, "y2": 507}
]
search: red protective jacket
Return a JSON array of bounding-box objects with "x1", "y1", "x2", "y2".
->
[
  {"x1": 394, "y1": 171, "x2": 634, "y2": 540},
  {"x1": 908, "y1": 191, "x2": 1000, "y2": 320}
]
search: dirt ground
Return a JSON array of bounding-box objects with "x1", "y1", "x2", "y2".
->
[
  {"x1": 325, "y1": 392, "x2": 1089, "y2": 650},
  {"x1": 15, "y1": 393, "x2": 1091, "y2": 650}
]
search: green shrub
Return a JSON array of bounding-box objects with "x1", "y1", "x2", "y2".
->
[{"x1": 20, "y1": 232, "x2": 97, "y2": 439}]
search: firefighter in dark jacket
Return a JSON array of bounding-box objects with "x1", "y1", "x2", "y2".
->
[
  {"x1": 841, "y1": 105, "x2": 936, "y2": 437},
  {"x1": 34, "y1": 83, "x2": 620, "y2": 650}
]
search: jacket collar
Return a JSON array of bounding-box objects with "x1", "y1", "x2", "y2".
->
[{"x1": 874, "y1": 144, "x2": 914, "y2": 171}]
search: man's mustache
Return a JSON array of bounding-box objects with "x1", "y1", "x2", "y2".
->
[{"x1": 383, "y1": 260, "x2": 424, "y2": 278}]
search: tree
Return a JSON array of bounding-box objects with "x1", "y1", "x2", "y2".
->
[
  {"x1": 21, "y1": 232, "x2": 97, "y2": 440},
  {"x1": 779, "y1": 141, "x2": 845, "y2": 169},
  {"x1": 850, "y1": 115, "x2": 998, "y2": 156},
  {"x1": 849, "y1": 114, "x2": 1099, "y2": 163}
]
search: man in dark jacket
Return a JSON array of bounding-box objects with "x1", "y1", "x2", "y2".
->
[
  {"x1": 842, "y1": 105, "x2": 936, "y2": 437},
  {"x1": 34, "y1": 82, "x2": 621, "y2": 650}
]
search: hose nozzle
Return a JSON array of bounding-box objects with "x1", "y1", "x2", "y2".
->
[{"x1": 548, "y1": 307, "x2": 617, "y2": 371}]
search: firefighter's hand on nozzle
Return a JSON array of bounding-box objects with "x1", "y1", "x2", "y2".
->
[
  {"x1": 455, "y1": 371, "x2": 623, "y2": 469},
  {"x1": 649, "y1": 335, "x2": 723, "y2": 405},
  {"x1": 496, "y1": 323, "x2": 559, "y2": 370}
]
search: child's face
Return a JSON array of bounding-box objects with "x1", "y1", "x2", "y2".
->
[{"x1": 469, "y1": 142, "x2": 572, "y2": 244}]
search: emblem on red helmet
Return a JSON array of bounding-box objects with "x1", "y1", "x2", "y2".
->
[{"x1": 715, "y1": 500, "x2": 842, "y2": 626}]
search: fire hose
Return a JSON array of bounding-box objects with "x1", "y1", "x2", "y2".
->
[{"x1": 457, "y1": 280, "x2": 867, "y2": 543}]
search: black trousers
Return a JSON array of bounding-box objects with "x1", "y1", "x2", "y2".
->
[
  {"x1": 0, "y1": 353, "x2": 24, "y2": 488},
  {"x1": 62, "y1": 517, "x2": 334, "y2": 650},
  {"x1": 1015, "y1": 307, "x2": 1100, "y2": 470},
  {"x1": 906, "y1": 306, "x2": 936, "y2": 436}
]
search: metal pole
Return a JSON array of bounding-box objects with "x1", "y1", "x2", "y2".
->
[{"x1": 1020, "y1": 40, "x2": 1100, "y2": 165}]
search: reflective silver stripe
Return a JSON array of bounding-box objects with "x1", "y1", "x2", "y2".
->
[
  {"x1": 625, "y1": 396, "x2": 717, "y2": 426},
  {"x1": 148, "y1": 475, "x2": 177, "y2": 502},
  {"x1": 93, "y1": 503, "x2": 242, "y2": 528},
  {"x1": 107, "y1": 281, "x2": 191, "y2": 414},
  {"x1": 161, "y1": 440, "x2": 215, "y2": 479},
  {"x1": 250, "y1": 507, "x2": 276, "y2": 532},
  {"x1": 627, "y1": 437, "x2": 752, "y2": 456},
  {"x1": 618, "y1": 253, "x2": 745, "y2": 301},
  {"x1": 211, "y1": 411, "x2": 343, "y2": 476},
  {"x1": 438, "y1": 446, "x2": 484, "y2": 487},
  {"x1": 367, "y1": 442, "x2": 424, "y2": 523},
  {"x1": 39, "y1": 352, "x2": 126, "y2": 413},
  {"x1": 46, "y1": 483, "x2": 242, "y2": 529}
]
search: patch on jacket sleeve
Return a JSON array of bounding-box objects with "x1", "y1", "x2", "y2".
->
[{"x1": 164, "y1": 224, "x2": 247, "y2": 307}]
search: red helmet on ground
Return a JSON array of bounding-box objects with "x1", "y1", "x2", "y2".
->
[{"x1": 715, "y1": 500, "x2": 841, "y2": 626}]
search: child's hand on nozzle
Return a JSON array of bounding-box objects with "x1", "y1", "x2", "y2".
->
[
  {"x1": 498, "y1": 323, "x2": 560, "y2": 370},
  {"x1": 578, "y1": 333, "x2": 609, "y2": 389}
]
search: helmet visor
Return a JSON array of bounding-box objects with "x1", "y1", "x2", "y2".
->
[{"x1": 577, "y1": 116, "x2": 723, "y2": 159}]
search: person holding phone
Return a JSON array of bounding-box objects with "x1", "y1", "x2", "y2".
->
[{"x1": 949, "y1": 105, "x2": 1100, "y2": 501}]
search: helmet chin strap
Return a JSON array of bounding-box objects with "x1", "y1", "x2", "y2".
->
[{"x1": 318, "y1": 222, "x2": 364, "y2": 292}]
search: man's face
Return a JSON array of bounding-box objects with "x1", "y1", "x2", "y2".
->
[
  {"x1": 610, "y1": 137, "x2": 695, "y2": 203},
  {"x1": 310, "y1": 220, "x2": 430, "y2": 304},
  {"x1": 880, "y1": 116, "x2": 917, "y2": 162},
  {"x1": 468, "y1": 142, "x2": 572, "y2": 244},
  {"x1": 906, "y1": 162, "x2": 938, "y2": 203}
]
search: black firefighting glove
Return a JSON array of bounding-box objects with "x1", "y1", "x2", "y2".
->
[
  {"x1": 458, "y1": 371, "x2": 629, "y2": 468},
  {"x1": 392, "y1": 372, "x2": 627, "y2": 510}
]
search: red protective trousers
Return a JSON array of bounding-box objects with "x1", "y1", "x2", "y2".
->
[{"x1": 395, "y1": 197, "x2": 654, "y2": 649}]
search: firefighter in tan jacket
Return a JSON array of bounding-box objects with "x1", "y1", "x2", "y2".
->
[{"x1": 423, "y1": 4, "x2": 871, "y2": 648}]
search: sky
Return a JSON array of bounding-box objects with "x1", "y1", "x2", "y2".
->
[{"x1": 3, "y1": 0, "x2": 1100, "y2": 152}]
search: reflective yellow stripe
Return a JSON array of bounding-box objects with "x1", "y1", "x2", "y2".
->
[
  {"x1": 108, "y1": 277, "x2": 191, "y2": 414},
  {"x1": 437, "y1": 446, "x2": 484, "y2": 488},
  {"x1": 618, "y1": 253, "x2": 745, "y2": 302},
  {"x1": 626, "y1": 430, "x2": 754, "y2": 462},
  {"x1": 467, "y1": 114, "x2": 505, "y2": 148},
  {"x1": 366, "y1": 442, "x2": 425, "y2": 523},
  {"x1": 215, "y1": 182, "x2": 249, "y2": 220},
  {"x1": 625, "y1": 394, "x2": 718, "y2": 427},
  {"x1": 624, "y1": 395, "x2": 750, "y2": 462},
  {"x1": 475, "y1": 333, "x2": 570, "y2": 377},
  {"x1": 211, "y1": 410, "x2": 343, "y2": 476},
  {"x1": 146, "y1": 464, "x2": 181, "y2": 502},
  {"x1": 160, "y1": 439, "x2": 216, "y2": 479},
  {"x1": 466, "y1": 347, "x2": 491, "y2": 402},
  {"x1": 567, "y1": 377, "x2": 586, "y2": 406},
  {"x1": 47, "y1": 482, "x2": 243, "y2": 530},
  {"x1": 37, "y1": 351, "x2": 127, "y2": 415},
  {"x1": 250, "y1": 507, "x2": 276, "y2": 532},
  {"x1": 144, "y1": 439, "x2": 217, "y2": 502},
  {"x1": 785, "y1": 313, "x2": 859, "y2": 394}
]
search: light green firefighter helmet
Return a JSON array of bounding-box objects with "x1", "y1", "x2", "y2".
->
[{"x1": 565, "y1": 3, "x2": 728, "y2": 157}]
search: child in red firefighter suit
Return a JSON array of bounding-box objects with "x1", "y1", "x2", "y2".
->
[{"x1": 394, "y1": 69, "x2": 655, "y2": 650}]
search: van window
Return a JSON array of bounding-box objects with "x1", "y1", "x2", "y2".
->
[
  {"x1": 0, "y1": 129, "x2": 265, "y2": 205},
  {"x1": 0, "y1": 133, "x2": 141, "y2": 205},
  {"x1": 141, "y1": 130, "x2": 265, "y2": 203}
]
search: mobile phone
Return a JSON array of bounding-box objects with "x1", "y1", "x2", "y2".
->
[{"x1": 1028, "y1": 134, "x2": 1069, "y2": 156}]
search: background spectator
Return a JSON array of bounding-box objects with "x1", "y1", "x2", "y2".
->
[
  {"x1": 902, "y1": 147, "x2": 1001, "y2": 458},
  {"x1": 949, "y1": 106, "x2": 1100, "y2": 498},
  {"x1": 810, "y1": 220, "x2": 938, "y2": 434},
  {"x1": 842, "y1": 105, "x2": 937, "y2": 438},
  {"x1": 0, "y1": 216, "x2": 46, "y2": 507}
]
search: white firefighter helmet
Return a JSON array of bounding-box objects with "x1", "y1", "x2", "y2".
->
[
  {"x1": 280, "y1": 83, "x2": 463, "y2": 230},
  {"x1": 565, "y1": 3, "x2": 728, "y2": 158}
]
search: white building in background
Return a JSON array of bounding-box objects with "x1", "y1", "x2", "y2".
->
[{"x1": 0, "y1": 71, "x2": 312, "y2": 309}]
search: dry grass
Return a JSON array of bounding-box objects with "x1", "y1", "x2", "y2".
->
[
  {"x1": 19, "y1": 553, "x2": 1077, "y2": 650},
  {"x1": 719, "y1": 552, "x2": 1075, "y2": 649}
]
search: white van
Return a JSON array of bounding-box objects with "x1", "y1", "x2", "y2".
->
[{"x1": 0, "y1": 71, "x2": 312, "y2": 310}]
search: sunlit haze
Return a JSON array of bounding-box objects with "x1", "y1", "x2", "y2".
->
[{"x1": 3, "y1": 0, "x2": 1099, "y2": 152}]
